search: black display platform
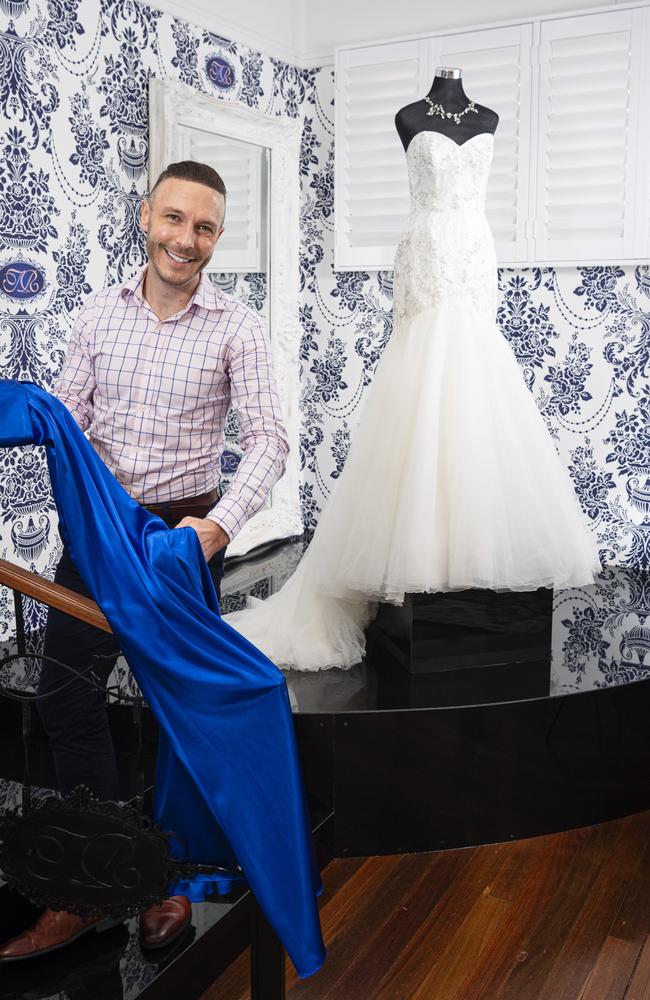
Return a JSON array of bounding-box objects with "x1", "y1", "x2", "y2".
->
[
  {"x1": 370, "y1": 586, "x2": 553, "y2": 676},
  {"x1": 293, "y1": 678, "x2": 650, "y2": 857},
  {"x1": 1, "y1": 546, "x2": 649, "y2": 999}
]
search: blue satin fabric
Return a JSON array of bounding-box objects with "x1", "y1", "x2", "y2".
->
[{"x1": 0, "y1": 382, "x2": 325, "y2": 978}]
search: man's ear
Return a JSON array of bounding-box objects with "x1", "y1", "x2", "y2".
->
[{"x1": 140, "y1": 198, "x2": 150, "y2": 234}]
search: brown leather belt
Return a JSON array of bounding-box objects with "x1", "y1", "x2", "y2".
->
[{"x1": 146, "y1": 487, "x2": 221, "y2": 527}]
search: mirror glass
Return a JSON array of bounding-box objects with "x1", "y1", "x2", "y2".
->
[
  {"x1": 149, "y1": 78, "x2": 303, "y2": 557},
  {"x1": 176, "y1": 126, "x2": 270, "y2": 324},
  {"x1": 173, "y1": 127, "x2": 273, "y2": 505}
]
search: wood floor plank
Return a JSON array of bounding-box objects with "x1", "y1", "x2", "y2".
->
[
  {"x1": 456, "y1": 828, "x2": 584, "y2": 999},
  {"x1": 613, "y1": 877, "x2": 650, "y2": 946},
  {"x1": 610, "y1": 814, "x2": 650, "y2": 946},
  {"x1": 486, "y1": 832, "x2": 553, "y2": 902},
  {"x1": 626, "y1": 934, "x2": 650, "y2": 999},
  {"x1": 372, "y1": 842, "x2": 512, "y2": 1000},
  {"x1": 308, "y1": 848, "x2": 473, "y2": 1000},
  {"x1": 315, "y1": 855, "x2": 403, "y2": 950},
  {"x1": 201, "y1": 813, "x2": 650, "y2": 1000},
  {"x1": 496, "y1": 820, "x2": 624, "y2": 999},
  {"x1": 284, "y1": 852, "x2": 441, "y2": 999},
  {"x1": 316, "y1": 857, "x2": 367, "y2": 902},
  {"x1": 201, "y1": 857, "x2": 371, "y2": 1000},
  {"x1": 535, "y1": 816, "x2": 650, "y2": 1000},
  {"x1": 580, "y1": 936, "x2": 643, "y2": 1000},
  {"x1": 201, "y1": 948, "x2": 249, "y2": 1000},
  {"x1": 410, "y1": 891, "x2": 511, "y2": 1000}
]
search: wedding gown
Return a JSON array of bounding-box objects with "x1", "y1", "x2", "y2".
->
[{"x1": 225, "y1": 129, "x2": 600, "y2": 671}]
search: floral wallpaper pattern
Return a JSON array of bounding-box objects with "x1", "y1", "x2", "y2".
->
[{"x1": 0, "y1": 0, "x2": 647, "y2": 695}]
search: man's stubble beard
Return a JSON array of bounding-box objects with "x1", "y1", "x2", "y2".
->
[{"x1": 146, "y1": 234, "x2": 211, "y2": 289}]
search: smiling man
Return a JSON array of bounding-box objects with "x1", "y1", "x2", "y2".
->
[{"x1": 0, "y1": 161, "x2": 289, "y2": 964}]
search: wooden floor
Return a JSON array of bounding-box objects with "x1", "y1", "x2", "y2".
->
[{"x1": 201, "y1": 810, "x2": 650, "y2": 1000}]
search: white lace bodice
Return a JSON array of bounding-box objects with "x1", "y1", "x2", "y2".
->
[{"x1": 393, "y1": 131, "x2": 497, "y2": 326}]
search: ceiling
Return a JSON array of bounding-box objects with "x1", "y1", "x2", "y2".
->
[{"x1": 145, "y1": 0, "x2": 617, "y2": 68}]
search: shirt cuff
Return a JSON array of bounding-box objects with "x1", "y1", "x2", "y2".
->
[{"x1": 205, "y1": 506, "x2": 238, "y2": 543}]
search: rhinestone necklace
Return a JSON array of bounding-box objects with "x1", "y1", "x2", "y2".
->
[{"x1": 424, "y1": 95, "x2": 478, "y2": 125}]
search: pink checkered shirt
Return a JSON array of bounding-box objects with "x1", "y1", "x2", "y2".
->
[{"x1": 53, "y1": 266, "x2": 289, "y2": 542}]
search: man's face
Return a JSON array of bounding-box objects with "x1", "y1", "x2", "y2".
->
[{"x1": 140, "y1": 177, "x2": 225, "y2": 291}]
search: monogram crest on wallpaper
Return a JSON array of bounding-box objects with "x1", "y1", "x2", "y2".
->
[
  {"x1": 0, "y1": 258, "x2": 46, "y2": 303},
  {"x1": 0, "y1": 0, "x2": 647, "y2": 690}
]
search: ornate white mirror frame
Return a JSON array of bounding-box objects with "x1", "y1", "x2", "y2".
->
[{"x1": 148, "y1": 78, "x2": 303, "y2": 557}]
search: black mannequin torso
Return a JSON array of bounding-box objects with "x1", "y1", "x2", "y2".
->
[{"x1": 395, "y1": 71, "x2": 499, "y2": 152}]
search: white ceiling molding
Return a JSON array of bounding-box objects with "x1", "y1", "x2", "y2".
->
[
  {"x1": 142, "y1": 0, "x2": 334, "y2": 67},
  {"x1": 298, "y1": 47, "x2": 336, "y2": 67},
  {"x1": 142, "y1": 0, "x2": 629, "y2": 68}
]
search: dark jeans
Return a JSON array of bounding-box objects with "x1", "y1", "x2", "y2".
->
[{"x1": 38, "y1": 528, "x2": 226, "y2": 802}]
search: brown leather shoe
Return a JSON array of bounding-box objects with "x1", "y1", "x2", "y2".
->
[
  {"x1": 0, "y1": 909, "x2": 119, "y2": 963},
  {"x1": 139, "y1": 895, "x2": 191, "y2": 950}
]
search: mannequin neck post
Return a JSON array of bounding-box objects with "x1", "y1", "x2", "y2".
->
[{"x1": 427, "y1": 75, "x2": 469, "y2": 109}]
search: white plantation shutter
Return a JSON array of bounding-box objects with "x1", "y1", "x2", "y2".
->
[
  {"x1": 335, "y1": 40, "x2": 429, "y2": 269},
  {"x1": 177, "y1": 127, "x2": 267, "y2": 272},
  {"x1": 535, "y1": 9, "x2": 647, "y2": 263},
  {"x1": 336, "y1": 5, "x2": 650, "y2": 269},
  {"x1": 431, "y1": 25, "x2": 533, "y2": 265},
  {"x1": 644, "y1": 8, "x2": 650, "y2": 259}
]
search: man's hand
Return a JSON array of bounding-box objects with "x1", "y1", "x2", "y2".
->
[{"x1": 175, "y1": 517, "x2": 229, "y2": 561}]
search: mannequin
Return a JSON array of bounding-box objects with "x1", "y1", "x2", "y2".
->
[
  {"x1": 395, "y1": 66, "x2": 499, "y2": 151},
  {"x1": 222, "y1": 61, "x2": 600, "y2": 674}
]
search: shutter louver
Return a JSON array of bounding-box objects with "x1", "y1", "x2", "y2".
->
[
  {"x1": 431, "y1": 25, "x2": 532, "y2": 264},
  {"x1": 535, "y1": 9, "x2": 645, "y2": 262},
  {"x1": 177, "y1": 127, "x2": 266, "y2": 272},
  {"x1": 336, "y1": 41, "x2": 428, "y2": 269},
  {"x1": 336, "y1": 7, "x2": 650, "y2": 270}
]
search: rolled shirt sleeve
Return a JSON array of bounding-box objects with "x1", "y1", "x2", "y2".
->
[{"x1": 206, "y1": 315, "x2": 289, "y2": 542}]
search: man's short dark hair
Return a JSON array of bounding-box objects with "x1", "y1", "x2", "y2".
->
[{"x1": 149, "y1": 161, "x2": 227, "y2": 210}]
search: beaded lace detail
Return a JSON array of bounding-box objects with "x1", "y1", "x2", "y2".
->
[{"x1": 393, "y1": 131, "x2": 497, "y2": 327}]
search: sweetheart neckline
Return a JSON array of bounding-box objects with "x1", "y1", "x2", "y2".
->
[{"x1": 406, "y1": 130, "x2": 494, "y2": 156}]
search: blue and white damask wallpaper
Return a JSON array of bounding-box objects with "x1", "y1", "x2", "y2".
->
[{"x1": 0, "y1": 0, "x2": 648, "y2": 687}]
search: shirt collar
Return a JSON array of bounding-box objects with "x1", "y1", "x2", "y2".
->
[{"x1": 120, "y1": 265, "x2": 227, "y2": 315}]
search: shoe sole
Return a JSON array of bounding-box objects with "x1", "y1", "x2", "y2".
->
[
  {"x1": 139, "y1": 915, "x2": 192, "y2": 951},
  {"x1": 0, "y1": 917, "x2": 124, "y2": 964}
]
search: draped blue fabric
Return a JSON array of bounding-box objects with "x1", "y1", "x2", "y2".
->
[{"x1": 0, "y1": 381, "x2": 325, "y2": 978}]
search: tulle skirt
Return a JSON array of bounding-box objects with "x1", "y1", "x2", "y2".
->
[{"x1": 225, "y1": 299, "x2": 600, "y2": 671}]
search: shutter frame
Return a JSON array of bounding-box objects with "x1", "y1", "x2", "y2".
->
[
  {"x1": 335, "y1": 39, "x2": 429, "y2": 270},
  {"x1": 534, "y1": 7, "x2": 647, "y2": 263},
  {"x1": 335, "y1": 4, "x2": 650, "y2": 271}
]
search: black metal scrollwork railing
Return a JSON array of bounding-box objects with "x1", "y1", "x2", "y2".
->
[{"x1": 0, "y1": 559, "x2": 241, "y2": 919}]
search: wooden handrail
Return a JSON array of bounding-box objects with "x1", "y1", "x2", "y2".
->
[{"x1": 0, "y1": 558, "x2": 112, "y2": 634}]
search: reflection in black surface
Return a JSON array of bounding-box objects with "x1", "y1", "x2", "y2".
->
[
  {"x1": 0, "y1": 910, "x2": 130, "y2": 1000},
  {"x1": 0, "y1": 870, "x2": 236, "y2": 1000},
  {"x1": 286, "y1": 663, "x2": 377, "y2": 713},
  {"x1": 552, "y1": 567, "x2": 650, "y2": 693},
  {"x1": 7, "y1": 548, "x2": 646, "y2": 714},
  {"x1": 220, "y1": 548, "x2": 650, "y2": 713}
]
